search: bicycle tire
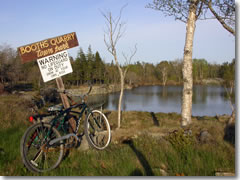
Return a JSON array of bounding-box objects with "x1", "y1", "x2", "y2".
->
[
  {"x1": 84, "y1": 110, "x2": 111, "y2": 150},
  {"x1": 20, "y1": 122, "x2": 64, "y2": 173}
]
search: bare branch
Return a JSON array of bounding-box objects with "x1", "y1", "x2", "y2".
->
[
  {"x1": 101, "y1": 7, "x2": 128, "y2": 55},
  {"x1": 122, "y1": 44, "x2": 137, "y2": 76},
  {"x1": 103, "y1": 34, "x2": 112, "y2": 54},
  {"x1": 196, "y1": 1, "x2": 204, "y2": 19},
  {"x1": 146, "y1": 0, "x2": 190, "y2": 23},
  {"x1": 101, "y1": 4, "x2": 137, "y2": 84},
  {"x1": 203, "y1": 0, "x2": 235, "y2": 35},
  {"x1": 112, "y1": 4, "x2": 127, "y2": 36}
]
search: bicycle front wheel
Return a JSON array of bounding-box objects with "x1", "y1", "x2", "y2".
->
[
  {"x1": 20, "y1": 123, "x2": 64, "y2": 173},
  {"x1": 84, "y1": 110, "x2": 111, "y2": 150}
]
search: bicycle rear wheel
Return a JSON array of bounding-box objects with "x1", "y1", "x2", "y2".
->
[
  {"x1": 20, "y1": 123, "x2": 64, "y2": 173},
  {"x1": 84, "y1": 110, "x2": 111, "y2": 150}
]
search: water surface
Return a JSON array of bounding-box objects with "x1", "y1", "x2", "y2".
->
[{"x1": 91, "y1": 85, "x2": 233, "y2": 116}]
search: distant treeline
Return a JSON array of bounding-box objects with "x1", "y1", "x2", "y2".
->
[{"x1": 0, "y1": 44, "x2": 235, "y2": 91}]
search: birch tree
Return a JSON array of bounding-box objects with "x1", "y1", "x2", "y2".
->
[
  {"x1": 222, "y1": 59, "x2": 235, "y2": 124},
  {"x1": 101, "y1": 6, "x2": 137, "y2": 128},
  {"x1": 157, "y1": 61, "x2": 169, "y2": 86},
  {"x1": 147, "y1": 0, "x2": 235, "y2": 127}
]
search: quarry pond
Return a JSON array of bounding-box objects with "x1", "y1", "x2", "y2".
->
[{"x1": 91, "y1": 85, "x2": 234, "y2": 116}]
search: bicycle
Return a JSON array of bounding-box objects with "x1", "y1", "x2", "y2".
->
[{"x1": 20, "y1": 85, "x2": 111, "y2": 173}]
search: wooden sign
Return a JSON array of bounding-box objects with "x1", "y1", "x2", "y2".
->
[{"x1": 18, "y1": 32, "x2": 78, "y2": 63}]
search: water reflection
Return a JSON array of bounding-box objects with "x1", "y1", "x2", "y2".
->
[{"x1": 89, "y1": 85, "x2": 233, "y2": 116}]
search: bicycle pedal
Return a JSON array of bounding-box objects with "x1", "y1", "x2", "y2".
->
[{"x1": 77, "y1": 133, "x2": 84, "y2": 139}]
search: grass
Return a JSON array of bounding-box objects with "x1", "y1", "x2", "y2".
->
[
  {"x1": 0, "y1": 94, "x2": 235, "y2": 176},
  {"x1": 0, "y1": 129, "x2": 234, "y2": 176}
]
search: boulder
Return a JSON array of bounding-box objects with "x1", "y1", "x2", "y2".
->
[
  {"x1": 199, "y1": 130, "x2": 212, "y2": 143},
  {"x1": 40, "y1": 87, "x2": 60, "y2": 104},
  {"x1": 77, "y1": 135, "x2": 89, "y2": 151}
]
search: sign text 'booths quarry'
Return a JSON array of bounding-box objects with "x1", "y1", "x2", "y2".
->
[{"x1": 18, "y1": 32, "x2": 78, "y2": 63}]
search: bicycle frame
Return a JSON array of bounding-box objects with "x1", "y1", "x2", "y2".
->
[
  {"x1": 20, "y1": 84, "x2": 113, "y2": 173},
  {"x1": 29, "y1": 84, "x2": 97, "y2": 149},
  {"x1": 40, "y1": 101, "x2": 93, "y2": 148}
]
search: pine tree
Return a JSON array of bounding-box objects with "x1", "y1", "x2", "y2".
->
[
  {"x1": 86, "y1": 45, "x2": 94, "y2": 81},
  {"x1": 79, "y1": 48, "x2": 87, "y2": 84},
  {"x1": 73, "y1": 48, "x2": 87, "y2": 85},
  {"x1": 95, "y1": 51, "x2": 105, "y2": 84}
]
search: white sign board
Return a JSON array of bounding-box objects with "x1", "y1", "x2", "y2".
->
[{"x1": 37, "y1": 50, "x2": 73, "y2": 82}]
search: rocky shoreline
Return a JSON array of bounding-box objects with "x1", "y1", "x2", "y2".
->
[
  {"x1": 67, "y1": 78, "x2": 224, "y2": 95},
  {"x1": 68, "y1": 84, "x2": 133, "y2": 95}
]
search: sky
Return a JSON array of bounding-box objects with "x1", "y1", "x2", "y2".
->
[{"x1": 0, "y1": 0, "x2": 236, "y2": 65}]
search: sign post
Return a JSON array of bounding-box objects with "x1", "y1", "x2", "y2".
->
[
  {"x1": 18, "y1": 32, "x2": 79, "y2": 131},
  {"x1": 55, "y1": 77, "x2": 76, "y2": 131}
]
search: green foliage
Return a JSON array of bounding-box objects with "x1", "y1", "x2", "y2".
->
[
  {"x1": 0, "y1": 43, "x2": 235, "y2": 89},
  {"x1": 193, "y1": 58, "x2": 209, "y2": 81},
  {"x1": 163, "y1": 129, "x2": 235, "y2": 176},
  {"x1": 166, "y1": 129, "x2": 196, "y2": 167},
  {"x1": 167, "y1": 129, "x2": 195, "y2": 151},
  {"x1": 219, "y1": 59, "x2": 235, "y2": 104},
  {"x1": 69, "y1": 46, "x2": 106, "y2": 85},
  {"x1": 220, "y1": 59, "x2": 235, "y2": 84},
  {"x1": 155, "y1": 61, "x2": 170, "y2": 85}
]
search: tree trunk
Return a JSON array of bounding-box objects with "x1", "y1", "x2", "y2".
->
[
  {"x1": 228, "y1": 110, "x2": 235, "y2": 125},
  {"x1": 117, "y1": 67, "x2": 124, "y2": 129},
  {"x1": 162, "y1": 68, "x2": 166, "y2": 86},
  {"x1": 224, "y1": 83, "x2": 235, "y2": 125},
  {"x1": 102, "y1": 7, "x2": 136, "y2": 129},
  {"x1": 181, "y1": 1, "x2": 197, "y2": 127},
  {"x1": 163, "y1": 71, "x2": 167, "y2": 86}
]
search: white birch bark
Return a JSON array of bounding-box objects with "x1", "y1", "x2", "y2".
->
[
  {"x1": 118, "y1": 70, "x2": 124, "y2": 128},
  {"x1": 181, "y1": 1, "x2": 197, "y2": 127},
  {"x1": 162, "y1": 67, "x2": 167, "y2": 86}
]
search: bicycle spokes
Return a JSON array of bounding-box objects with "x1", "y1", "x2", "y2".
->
[
  {"x1": 21, "y1": 123, "x2": 64, "y2": 172},
  {"x1": 85, "y1": 110, "x2": 111, "y2": 150}
]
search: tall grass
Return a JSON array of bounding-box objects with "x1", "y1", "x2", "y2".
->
[
  {"x1": 0, "y1": 94, "x2": 235, "y2": 176},
  {"x1": 0, "y1": 95, "x2": 31, "y2": 129},
  {"x1": 0, "y1": 130, "x2": 234, "y2": 176}
]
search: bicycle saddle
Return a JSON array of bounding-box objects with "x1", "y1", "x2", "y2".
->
[{"x1": 47, "y1": 104, "x2": 63, "y2": 112}]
